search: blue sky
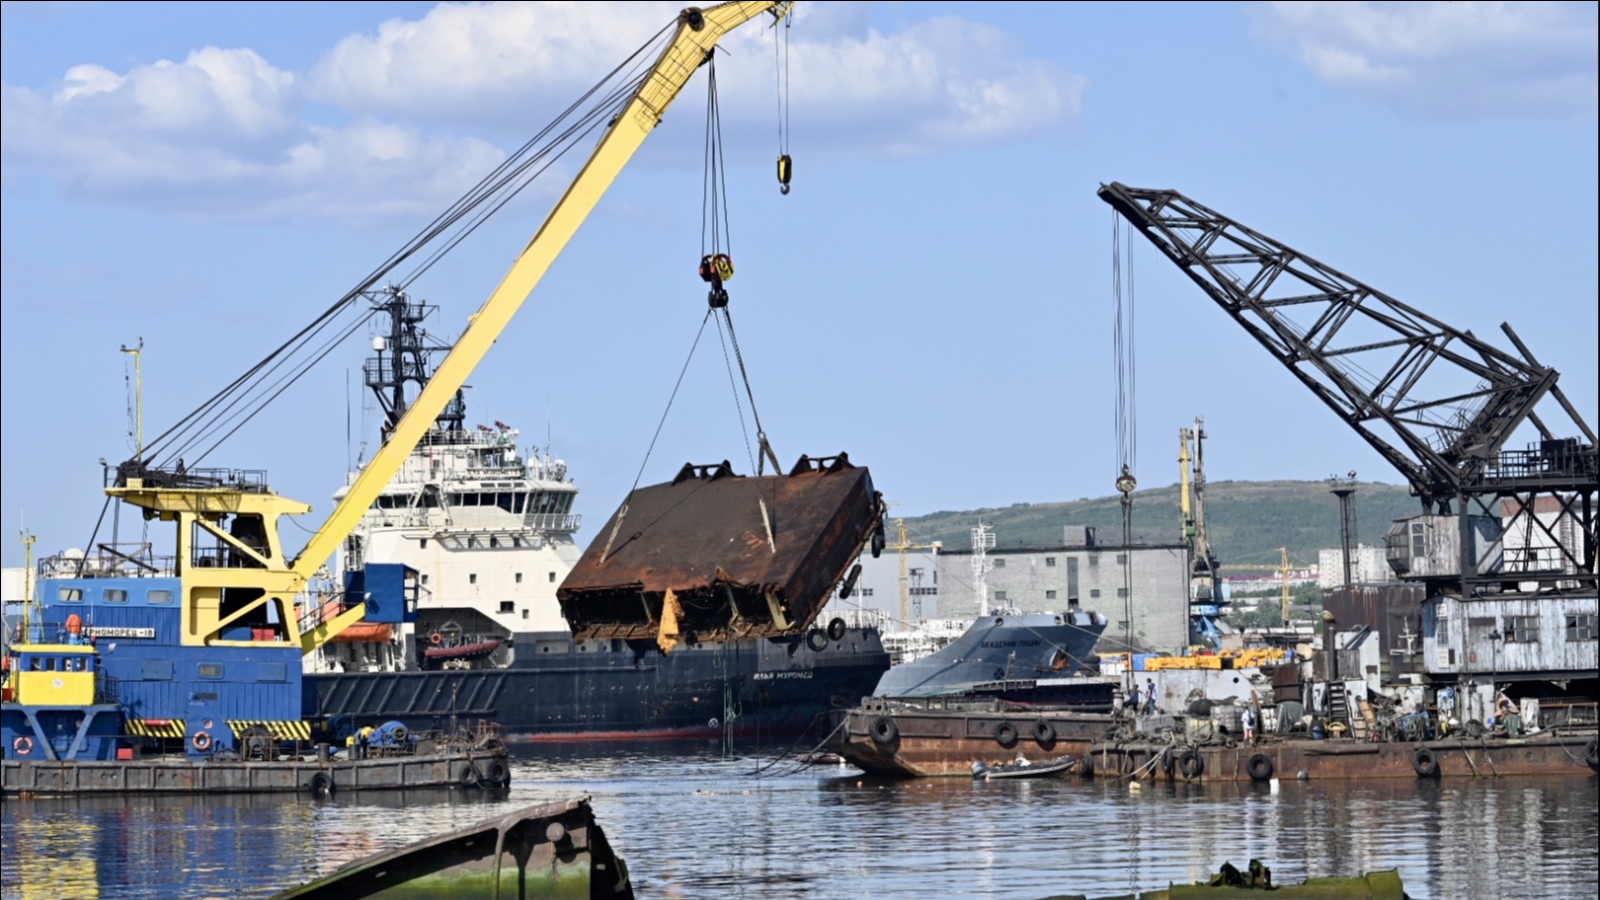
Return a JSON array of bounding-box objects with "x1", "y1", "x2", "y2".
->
[{"x1": 2, "y1": 1, "x2": 1596, "y2": 566}]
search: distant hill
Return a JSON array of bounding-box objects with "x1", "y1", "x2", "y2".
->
[{"x1": 899, "y1": 479, "x2": 1420, "y2": 569}]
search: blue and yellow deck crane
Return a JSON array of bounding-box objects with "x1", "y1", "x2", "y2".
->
[{"x1": 10, "y1": 3, "x2": 796, "y2": 759}]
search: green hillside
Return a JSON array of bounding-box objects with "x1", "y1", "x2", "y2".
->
[{"x1": 900, "y1": 480, "x2": 1420, "y2": 569}]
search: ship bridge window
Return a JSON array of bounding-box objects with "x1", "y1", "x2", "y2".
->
[
  {"x1": 58, "y1": 588, "x2": 83, "y2": 602},
  {"x1": 515, "y1": 573, "x2": 523, "y2": 584},
  {"x1": 500, "y1": 601, "x2": 515, "y2": 613},
  {"x1": 149, "y1": 590, "x2": 172, "y2": 604},
  {"x1": 105, "y1": 589, "x2": 128, "y2": 603}
]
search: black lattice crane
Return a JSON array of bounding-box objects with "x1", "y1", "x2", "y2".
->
[{"x1": 1098, "y1": 183, "x2": 1596, "y2": 599}]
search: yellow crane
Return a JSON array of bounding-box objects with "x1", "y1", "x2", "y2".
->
[
  {"x1": 107, "y1": 2, "x2": 796, "y2": 655},
  {"x1": 888, "y1": 518, "x2": 941, "y2": 627},
  {"x1": 1225, "y1": 548, "x2": 1297, "y2": 626}
]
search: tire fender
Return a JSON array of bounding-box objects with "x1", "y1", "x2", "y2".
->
[
  {"x1": 1411, "y1": 747, "x2": 1440, "y2": 778},
  {"x1": 1032, "y1": 718, "x2": 1056, "y2": 745},
  {"x1": 994, "y1": 722, "x2": 1018, "y2": 748},
  {"x1": 1246, "y1": 753, "x2": 1274, "y2": 781},
  {"x1": 1178, "y1": 748, "x2": 1204, "y2": 779},
  {"x1": 869, "y1": 716, "x2": 899, "y2": 746}
]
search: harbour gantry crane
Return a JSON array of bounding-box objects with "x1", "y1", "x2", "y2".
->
[
  {"x1": 106, "y1": 3, "x2": 798, "y2": 656},
  {"x1": 889, "y1": 519, "x2": 942, "y2": 627},
  {"x1": 1098, "y1": 183, "x2": 1597, "y2": 606},
  {"x1": 1179, "y1": 417, "x2": 1222, "y2": 646}
]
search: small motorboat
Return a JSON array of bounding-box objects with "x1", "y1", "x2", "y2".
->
[{"x1": 972, "y1": 754, "x2": 1078, "y2": 780}]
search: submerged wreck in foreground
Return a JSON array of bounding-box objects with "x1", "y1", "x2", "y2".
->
[
  {"x1": 271, "y1": 797, "x2": 631, "y2": 899},
  {"x1": 559, "y1": 453, "x2": 885, "y2": 645},
  {"x1": 1047, "y1": 860, "x2": 1408, "y2": 899}
]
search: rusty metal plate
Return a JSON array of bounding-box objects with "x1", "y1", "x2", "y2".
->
[{"x1": 558, "y1": 453, "x2": 884, "y2": 643}]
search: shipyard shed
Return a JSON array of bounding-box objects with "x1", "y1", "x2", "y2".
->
[
  {"x1": 1422, "y1": 594, "x2": 1598, "y2": 681},
  {"x1": 1322, "y1": 583, "x2": 1426, "y2": 680},
  {"x1": 852, "y1": 528, "x2": 1190, "y2": 653}
]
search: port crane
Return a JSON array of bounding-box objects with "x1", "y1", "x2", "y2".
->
[
  {"x1": 1178, "y1": 417, "x2": 1222, "y2": 644},
  {"x1": 104, "y1": 3, "x2": 798, "y2": 655},
  {"x1": 888, "y1": 519, "x2": 942, "y2": 626},
  {"x1": 1098, "y1": 183, "x2": 1596, "y2": 602}
]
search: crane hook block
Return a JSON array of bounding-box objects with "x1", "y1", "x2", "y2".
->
[
  {"x1": 777, "y1": 154, "x2": 792, "y2": 194},
  {"x1": 699, "y1": 253, "x2": 734, "y2": 284}
]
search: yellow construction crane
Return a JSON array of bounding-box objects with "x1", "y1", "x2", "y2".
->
[
  {"x1": 1225, "y1": 549, "x2": 1297, "y2": 626},
  {"x1": 106, "y1": 2, "x2": 796, "y2": 655},
  {"x1": 888, "y1": 518, "x2": 941, "y2": 626}
]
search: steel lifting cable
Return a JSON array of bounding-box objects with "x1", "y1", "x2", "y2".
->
[
  {"x1": 773, "y1": 10, "x2": 792, "y2": 193},
  {"x1": 599, "y1": 309, "x2": 716, "y2": 564},
  {"x1": 142, "y1": 21, "x2": 678, "y2": 469}
]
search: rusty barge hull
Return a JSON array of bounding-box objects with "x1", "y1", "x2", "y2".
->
[
  {"x1": 559, "y1": 454, "x2": 883, "y2": 642},
  {"x1": 829, "y1": 698, "x2": 1119, "y2": 777},
  {"x1": 829, "y1": 699, "x2": 1600, "y2": 780},
  {"x1": 2, "y1": 748, "x2": 509, "y2": 795},
  {"x1": 1082, "y1": 733, "x2": 1599, "y2": 782}
]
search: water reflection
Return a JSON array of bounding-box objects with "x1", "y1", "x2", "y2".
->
[{"x1": 1, "y1": 741, "x2": 1594, "y2": 899}]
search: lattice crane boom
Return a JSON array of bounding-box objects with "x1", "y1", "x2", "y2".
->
[{"x1": 1097, "y1": 182, "x2": 1594, "y2": 513}]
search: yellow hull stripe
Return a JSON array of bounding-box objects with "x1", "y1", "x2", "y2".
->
[{"x1": 227, "y1": 720, "x2": 313, "y2": 741}]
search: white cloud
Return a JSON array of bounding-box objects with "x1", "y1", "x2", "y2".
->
[
  {"x1": 310, "y1": 1, "x2": 1082, "y2": 155},
  {"x1": 2, "y1": 2, "x2": 1083, "y2": 218},
  {"x1": 2, "y1": 46, "x2": 504, "y2": 218},
  {"x1": 1262, "y1": 1, "x2": 1598, "y2": 119}
]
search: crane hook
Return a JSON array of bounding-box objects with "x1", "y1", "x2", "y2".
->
[{"x1": 776, "y1": 154, "x2": 792, "y2": 195}]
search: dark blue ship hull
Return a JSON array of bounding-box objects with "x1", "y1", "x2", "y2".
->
[{"x1": 304, "y1": 627, "x2": 890, "y2": 739}]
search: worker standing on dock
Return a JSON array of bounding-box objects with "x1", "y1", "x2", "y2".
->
[
  {"x1": 1242, "y1": 706, "x2": 1257, "y2": 746},
  {"x1": 1144, "y1": 679, "x2": 1157, "y2": 715}
]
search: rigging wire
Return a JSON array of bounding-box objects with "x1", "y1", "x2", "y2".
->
[
  {"x1": 772, "y1": 10, "x2": 792, "y2": 193},
  {"x1": 139, "y1": 21, "x2": 678, "y2": 470}
]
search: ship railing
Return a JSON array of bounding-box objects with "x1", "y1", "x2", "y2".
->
[
  {"x1": 297, "y1": 591, "x2": 358, "y2": 635},
  {"x1": 38, "y1": 550, "x2": 178, "y2": 580},
  {"x1": 108, "y1": 465, "x2": 270, "y2": 492}
]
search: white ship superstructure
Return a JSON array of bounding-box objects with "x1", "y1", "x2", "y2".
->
[{"x1": 310, "y1": 427, "x2": 581, "y2": 674}]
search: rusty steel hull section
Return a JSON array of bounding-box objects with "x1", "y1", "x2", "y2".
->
[
  {"x1": 1, "y1": 747, "x2": 508, "y2": 795},
  {"x1": 828, "y1": 697, "x2": 1119, "y2": 777},
  {"x1": 559, "y1": 456, "x2": 883, "y2": 642},
  {"x1": 1083, "y1": 734, "x2": 1599, "y2": 782}
]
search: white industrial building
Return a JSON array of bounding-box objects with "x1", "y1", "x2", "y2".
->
[
  {"x1": 1317, "y1": 545, "x2": 1394, "y2": 588},
  {"x1": 845, "y1": 525, "x2": 1191, "y2": 654}
]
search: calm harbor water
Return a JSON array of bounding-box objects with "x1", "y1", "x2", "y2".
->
[{"x1": 2, "y1": 742, "x2": 1596, "y2": 899}]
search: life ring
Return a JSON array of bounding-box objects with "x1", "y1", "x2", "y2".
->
[
  {"x1": 1411, "y1": 748, "x2": 1440, "y2": 778},
  {"x1": 994, "y1": 722, "x2": 1019, "y2": 748},
  {"x1": 191, "y1": 731, "x2": 213, "y2": 753},
  {"x1": 461, "y1": 763, "x2": 482, "y2": 788},
  {"x1": 1585, "y1": 738, "x2": 1599, "y2": 770},
  {"x1": 429, "y1": 632, "x2": 443, "y2": 646},
  {"x1": 827, "y1": 617, "x2": 848, "y2": 642},
  {"x1": 805, "y1": 629, "x2": 829, "y2": 652},
  {"x1": 309, "y1": 772, "x2": 335, "y2": 799},
  {"x1": 1177, "y1": 748, "x2": 1204, "y2": 779},
  {"x1": 1032, "y1": 718, "x2": 1056, "y2": 745},
  {"x1": 869, "y1": 715, "x2": 899, "y2": 746},
  {"x1": 13, "y1": 736, "x2": 33, "y2": 756},
  {"x1": 1247, "y1": 753, "x2": 1274, "y2": 781},
  {"x1": 486, "y1": 759, "x2": 510, "y2": 787}
]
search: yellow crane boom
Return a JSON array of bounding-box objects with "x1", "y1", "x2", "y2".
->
[{"x1": 109, "y1": 2, "x2": 795, "y2": 654}]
